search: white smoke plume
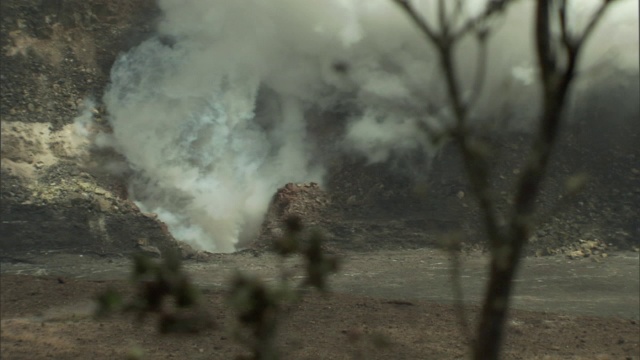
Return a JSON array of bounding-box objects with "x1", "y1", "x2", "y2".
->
[{"x1": 102, "y1": 0, "x2": 638, "y2": 252}]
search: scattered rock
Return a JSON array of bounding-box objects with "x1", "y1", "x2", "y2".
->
[
  {"x1": 143, "y1": 212, "x2": 158, "y2": 220},
  {"x1": 567, "y1": 250, "x2": 586, "y2": 259},
  {"x1": 565, "y1": 239, "x2": 609, "y2": 260},
  {"x1": 178, "y1": 242, "x2": 198, "y2": 259},
  {"x1": 95, "y1": 197, "x2": 111, "y2": 212},
  {"x1": 138, "y1": 245, "x2": 161, "y2": 258}
]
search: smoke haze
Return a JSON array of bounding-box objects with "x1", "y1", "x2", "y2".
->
[{"x1": 102, "y1": 0, "x2": 638, "y2": 252}]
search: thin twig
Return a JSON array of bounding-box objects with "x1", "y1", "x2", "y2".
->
[
  {"x1": 437, "y1": 0, "x2": 449, "y2": 36},
  {"x1": 395, "y1": 0, "x2": 439, "y2": 44},
  {"x1": 448, "y1": 244, "x2": 473, "y2": 347},
  {"x1": 559, "y1": 0, "x2": 572, "y2": 50},
  {"x1": 451, "y1": 0, "x2": 519, "y2": 40},
  {"x1": 466, "y1": 30, "x2": 491, "y2": 109},
  {"x1": 450, "y1": 0, "x2": 465, "y2": 29}
]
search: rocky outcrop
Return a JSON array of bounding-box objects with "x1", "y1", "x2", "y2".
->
[
  {"x1": 253, "y1": 182, "x2": 331, "y2": 251},
  {"x1": 0, "y1": 0, "x2": 178, "y2": 257}
]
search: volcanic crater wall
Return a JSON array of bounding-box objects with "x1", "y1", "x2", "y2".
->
[
  {"x1": 1, "y1": 0, "x2": 638, "y2": 257},
  {"x1": 0, "y1": 0, "x2": 182, "y2": 257}
]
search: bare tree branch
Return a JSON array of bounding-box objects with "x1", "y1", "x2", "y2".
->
[
  {"x1": 393, "y1": 0, "x2": 618, "y2": 359},
  {"x1": 438, "y1": 0, "x2": 448, "y2": 35},
  {"x1": 450, "y1": 0, "x2": 465, "y2": 29},
  {"x1": 559, "y1": 0, "x2": 571, "y2": 50},
  {"x1": 576, "y1": 1, "x2": 617, "y2": 47},
  {"x1": 473, "y1": 1, "x2": 618, "y2": 359},
  {"x1": 395, "y1": 0, "x2": 441, "y2": 45},
  {"x1": 466, "y1": 29, "x2": 491, "y2": 109},
  {"x1": 394, "y1": 0, "x2": 510, "y2": 250},
  {"x1": 451, "y1": 0, "x2": 517, "y2": 40}
]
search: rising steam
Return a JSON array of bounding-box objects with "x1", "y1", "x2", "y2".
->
[{"x1": 102, "y1": 0, "x2": 638, "y2": 252}]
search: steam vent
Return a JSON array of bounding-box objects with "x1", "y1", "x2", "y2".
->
[{"x1": 1, "y1": 0, "x2": 639, "y2": 258}]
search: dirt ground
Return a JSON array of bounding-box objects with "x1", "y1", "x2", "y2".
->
[
  {"x1": 1, "y1": 250, "x2": 639, "y2": 360},
  {"x1": 1, "y1": 276, "x2": 638, "y2": 360}
]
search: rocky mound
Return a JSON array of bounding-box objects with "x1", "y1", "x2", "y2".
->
[{"x1": 251, "y1": 182, "x2": 332, "y2": 251}]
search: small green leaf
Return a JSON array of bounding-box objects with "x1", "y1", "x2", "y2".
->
[
  {"x1": 565, "y1": 173, "x2": 589, "y2": 195},
  {"x1": 94, "y1": 288, "x2": 122, "y2": 318},
  {"x1": 131, "y1": 253, "x2": 155, "y2": 280}
]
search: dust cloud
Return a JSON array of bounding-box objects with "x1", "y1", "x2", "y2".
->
[{"x1": 100, "y1": 0, "x2": 638, "y2": 252}]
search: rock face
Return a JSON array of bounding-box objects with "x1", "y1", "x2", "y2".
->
[
  {"x1": 270, "y1": 182, "x2": 330, "y2": 224},
  {"x1": 0, "y1": 0, "x2": 179, "y2": 257}
]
